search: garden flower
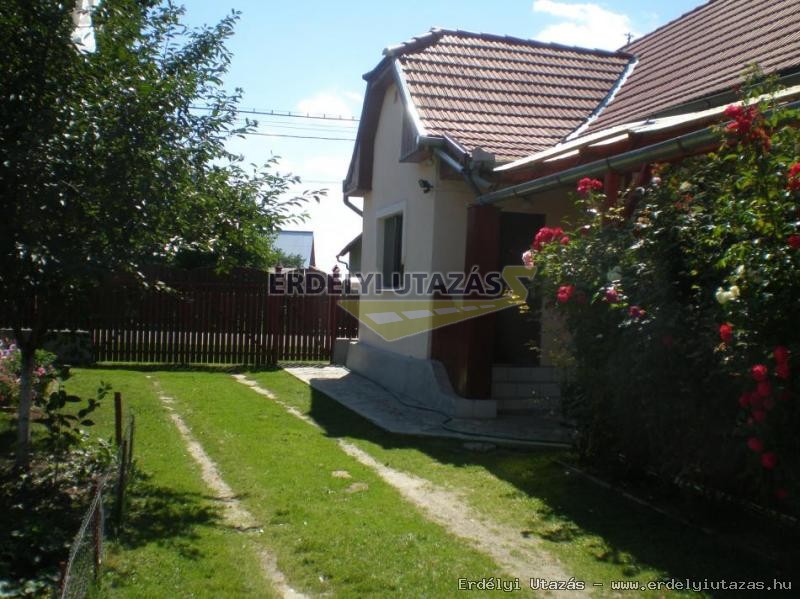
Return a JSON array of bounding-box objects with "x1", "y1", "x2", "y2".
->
[
  {"x1": 787, "y1": 162, "x2": 800, "y2": 191},
  {"x1": 752, "y1": 409, "x2": 767, "y2": 423},
  {"x1": 604, "y1": 288, "x2": 620, "y2": 303},
  {"x1": 628, "y1": 305, "x2": 645, "y2": 319},
  {"x1": 560, "y1": 235, "x2": 570, "y2": 245},
  {"x1": 738, "y1": 392, "x2": 752, "y2": 408},
  {"x1": 788, "y1": 234, "x2": 800, "y2": 249},
  {"x1": 715, "y1": 287, "x2": 737, "y2": 305},
  {"x1": 522, "y1": 249, "x2": 534, "y2": 270},
  {"x1": 760, "y1": 452, "x2": 777, "y2": 470},
  {"x1": 746, "y1": 437, "x2": 764, "y2": 453},
  {"x1": 556, "y1": 285, "x2": 575, "y2": 303},
  {"x1": 756, "y1": 381, "x2": 772, "y2": 398},
  {"x1": 532, "y1": 226, "x2": 567, "y2": 251},
  {"x1": 719, "y1": 323, "x2": 733, "y2": 344},
  {"x1": 750, "y1": 364, "x2": 769, "y2": 382},
  {"x1": 576, "y1": 177, "x2": 603, "y2": 194},
  {"x1": 775, "y1": 362, "x2": 790, "y2": 380},
  {"x1": 773, "y1": 346, "x2": 790, "y2": 364}
]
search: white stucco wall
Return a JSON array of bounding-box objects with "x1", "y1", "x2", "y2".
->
[
  {"x1": 355, "y1": 81, "x2": 579, "y2": 368},
  {"x1": 359, "y1": 84, "x2": 438, "y2": 359}
]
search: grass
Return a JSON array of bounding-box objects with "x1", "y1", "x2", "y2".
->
[
  {"x1": 63, "y1": 370, "x2": 277, "y2": 599},
  {"x1": 248, "y1": 368, "x2": 797, "y2": 598},
  {"x1": 8, "y1": 365, "x2": 794, "y2": 597},
  {"x1": 153, "y1": 370, "x2": 521, "y2": 598}
]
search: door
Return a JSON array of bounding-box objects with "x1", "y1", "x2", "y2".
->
[{"x1": 493, "y1": 212, "x2": 544, "y2": 365}]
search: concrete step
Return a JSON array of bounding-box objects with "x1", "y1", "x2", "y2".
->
[
  {"x1": 491, "y1": 381, "x2": 561, "y2": 400},
  {"x1": 492, "y1": 365, "x2": 562, "y2": 383}
]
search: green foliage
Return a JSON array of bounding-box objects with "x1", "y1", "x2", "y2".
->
[
  {"x1": 0, "y1": 0, "x2": 322, "y2": 466},
  {"x1": 532, "y1": 77, "x2": 800, "y2": 509}
]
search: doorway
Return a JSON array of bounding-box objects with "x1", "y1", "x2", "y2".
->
[{"x1": 493, "y1": 212, "x2": 544, "y2": 366}]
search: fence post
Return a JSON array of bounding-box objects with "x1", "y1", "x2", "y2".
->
[
  {"x1": 114, "y1": 392, "x2": 122, "y2": 447},
  {"x1": 92, "y1": 478, "x2": 103, "y2": 579},
  {"x1": 114, "y1": 439, "x2": 128, "y2": 529}
]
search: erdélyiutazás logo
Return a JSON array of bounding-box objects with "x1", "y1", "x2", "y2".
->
[{"x1": 338, "y1": 265, "x2": 535, "y2": 341}]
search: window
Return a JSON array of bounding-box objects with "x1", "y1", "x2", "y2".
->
[{"x1": 381, "y1": 213, "x2": 403, "y2": 288}]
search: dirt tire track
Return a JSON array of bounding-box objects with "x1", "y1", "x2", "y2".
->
[
  {"x1": 233, "y1": 374, "x2": 589, "y2": 598},
  {"x1": 148, "y1": 375, "x2": 308, "y2": 599}
]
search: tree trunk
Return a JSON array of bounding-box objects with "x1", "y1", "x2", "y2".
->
[{"x1": 15, "y1": 343, "x2": 35, "y2": 470}]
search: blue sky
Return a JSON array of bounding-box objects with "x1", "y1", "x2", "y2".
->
[{"x1": 178, "y1": 0, "x2": 704, "y2": 270}]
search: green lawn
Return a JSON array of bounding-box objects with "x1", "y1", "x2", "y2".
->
[
  {"x1": 64, "y1": 370, "x2": 277, "y2": 599},
  {"x1": 247, "y1": 369, "x2": 796, "y2": 598},
  {"x1": 35, "y1": 366, "x2": 794, "y2": 598},
  {"x1": 67, "y1": 369, "x2": 524, "y2": 598}
]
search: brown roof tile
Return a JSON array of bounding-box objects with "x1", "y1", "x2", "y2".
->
[
  {"x1": 589, "y1": 0, "x2": 800, "y2": 132},
  {"x1": 391, "y1": 30, "x2": 632, "y2": 161}
]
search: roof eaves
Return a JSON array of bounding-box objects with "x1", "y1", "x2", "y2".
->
[{"x1": 392, "y1": 59, "x2": 428, "y2": 137}]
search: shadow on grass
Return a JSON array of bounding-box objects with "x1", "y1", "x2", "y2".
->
[
  {"x1": 306, "y1": 387, "x2": 799, "y2": 596},
  {"x1": 116, "y1": 471, "x2": 223, "y2": 559}
]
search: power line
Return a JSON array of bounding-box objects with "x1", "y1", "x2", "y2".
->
[
  {"x1": 240, "y1": 131, "x2": 355, "y2": 141},
  {"x1": 191, "y1": 105, "x2": 360, "y2": 123}
]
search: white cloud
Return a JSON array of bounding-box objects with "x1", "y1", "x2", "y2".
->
[
  {"x1": 296, "y1": 91, "x2": 360, "y2": 119},
  {"x1": 532, "y1": 0, "x2": 638, "y2": 51}
]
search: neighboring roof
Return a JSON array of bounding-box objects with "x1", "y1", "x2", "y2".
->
[
  {"x1": 391, "y1": 29, "x2": 633, "y2": 161},
  {"x1": 274, "y1": 231, "x2": 315, "y2": 268},
  {"x1": 337, "y1": 234, "x2": 362, "y2": 258},
  {"x1": 588, "y1": 0, "x2": 800, "y2": 132},
  {"x1": 498, "y1": 84, "x2": 800, "y2": 173}
]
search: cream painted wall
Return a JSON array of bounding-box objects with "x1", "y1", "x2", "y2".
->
[
  {"x1": 356, "y1": 80, "x2": 579, "y2": 367},
  {"x1": 359, "y1": 83, "x2": 439, "y2": 359}
]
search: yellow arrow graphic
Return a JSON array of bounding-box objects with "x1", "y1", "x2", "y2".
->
[{"x1": 337, "y1": 265, "x2": 536, "y2": 342}]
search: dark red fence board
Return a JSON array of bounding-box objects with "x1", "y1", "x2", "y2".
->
[{"x1": 2, "y1": 267, "x2": 360, "y2": 365}]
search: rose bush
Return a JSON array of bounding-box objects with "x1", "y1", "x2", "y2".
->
[
  {"x1": 0, "y1": 339, "x2": 57, "y2": 407},
  {"x1": 529, "y1": 78, "x2": 799, "y2": 511}
]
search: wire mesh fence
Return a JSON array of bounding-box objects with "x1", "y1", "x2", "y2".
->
[{"x1": 54, "y1": 411, "x2": 135, "y2": 599}]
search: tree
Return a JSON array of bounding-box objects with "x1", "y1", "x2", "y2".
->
[{"x1": 0, "y1": 0, "x2": 321, "y2": 468}]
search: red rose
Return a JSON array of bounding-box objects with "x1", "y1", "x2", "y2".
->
[
  {"x1": 775, "y1": 362, "x2": 791, "y2": 380},
  {"x1": 761, "y1": 452, "x2": 777, "y2": 469},
  {"x1": 788, "y1": 162, "x2": 800, "y2": 191},
  {"x1": 556, "y1": 285, "x2": 575, "y2": 304},
  {"x1": 756, "y1": 381, "x2": 772, "y2": 398},
  {"x1": 628, "y1": 305, "x2": 645, "y2": 319},
  {"x1": 738, "y1": 392, "x2": 752, "y2": 408},
  {"x1": 605, "y1": 288, "x2": 620, "y2": 303},
  {"x1": 747, "y1": 437, "x2": 764, "y2": 453},
  {"x1": 560, "y1": 235, "x2": 570, "y2": 245},
  {"x1": 788, "y1": 234, "x2": 800, "y2": 249},
  {"x1": 773, "y1": 346, "x2": 790, "y2": 364},
  {"x1": 750, "y1": 364, "x2": 768, "y2": 382},
  {"x1": 576, "y1": 177, "x2": 603, "y2": 195},
  {"x1": 719, "y1": 323, "x2": 733, "y2": 344}
]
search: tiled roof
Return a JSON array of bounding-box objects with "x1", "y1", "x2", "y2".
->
[
  {"x1": 392, "y1": 30, "x2": 632, "y2": 162},
  {"x1": 589, "y1": 0, "x2": 800, "y2": 132}
]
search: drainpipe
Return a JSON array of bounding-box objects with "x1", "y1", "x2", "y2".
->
[
  {"x1": 343, "y1": 194, "x2": 362, "y2": 217},
  {"x1": 416, "y1": 136, "x2": 492, "y2": 195},
  {"x1": 477, "y1": 97, "x2": 800, "y2": 205}
]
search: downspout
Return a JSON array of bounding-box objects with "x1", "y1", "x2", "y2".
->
[
  {"x1": 343, "y1": 194, "x2": 363, "y2": 217},
  {"x1": 478, "y1": 97, "x2": 800, "y2": 205}
]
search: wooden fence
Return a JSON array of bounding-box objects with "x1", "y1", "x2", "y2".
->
[{"x1": 13, "y1": 266, "x2": 359, "y2": 365}]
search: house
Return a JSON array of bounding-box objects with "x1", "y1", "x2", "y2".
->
[
  {"x1": 340, "y1": 0, "x2": 800, "y2": 418},
  {"x1": 274, "y1": 230, "x2": 316, "y2": 269}
]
